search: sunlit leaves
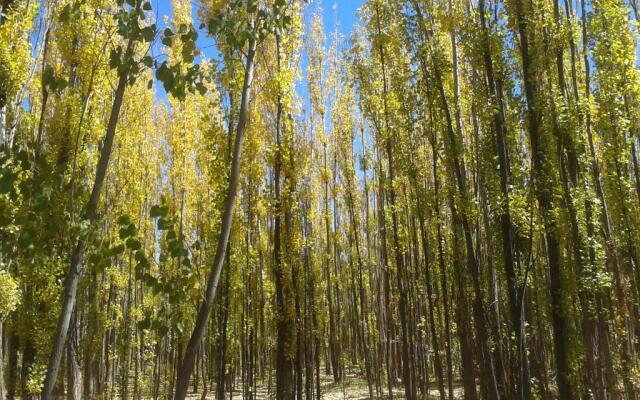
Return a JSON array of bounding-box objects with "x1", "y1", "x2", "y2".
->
[
  {"x1": 0, "y1": 2, "x2": 36, "y2": 100},
  {"x1": 0, "y1": 270, "x2": 20, "y2": 320}
]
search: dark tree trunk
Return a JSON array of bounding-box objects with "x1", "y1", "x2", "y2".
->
[
  {"x1": 476, "y1": 0, "x2": 531, "y2": 397},
  {"x1": 511, "y1": 0, "x2": 575, "y2": 396}
]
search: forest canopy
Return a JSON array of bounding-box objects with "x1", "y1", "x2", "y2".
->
[{"x1": 1, "y1": 0, "x2": 640, "y2": 399}]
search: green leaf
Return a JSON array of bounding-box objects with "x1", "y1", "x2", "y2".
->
[
  {"x1": 135, "y1": 250, "x2": 146, "y2": 262},
  {"x1": 183, "y1": 39, "x2": 195, "y2": 53},
  {"x1": 126, "y1": 238, "x2": 142, "y2": 250},
  {"x1": 119, "y1": 223, "x2": 137, "y2": 239},
  {"x1": 157, "y1": 218, "x2": 173, "y2": 231},
  {"x1": 196, "y1": 82, "x2": 206, "y2": 95},
  {"x1": 158, "y1": 325, "x2": 169, "y2": 337},
  {"x1": 150, "y1": 204, "x2": 167, "y2": 218},
  {"x1": 59, "y1": 4, "x2": 72, "y2": 23},
  {"x1": 141, "y1": 55, "x2": 153, "y2": 68},
  {"x1": 141, "y1": 25, "x2": 156, "y2": 42},
  {"x1": 109, "y1": 244, "x2": 126, "y2": 256},
  {"x1": 143, "y1": 273, "x2": 156, "y2": 287},
  {"x1": 149, "y1": 204, "x2": 161, "y2": 217},
  {"x1": 117, "y1": 215, "x2": 131, "y2": 226},
  {"x1": 138, "y1": 317, "x2": 151, "y2": 330},
  {"x1": 71, "y1": 219, "x2": 92, "y2": 238},
  {"x1": 109, "y1": 48, "x2": 122, "y2": 70}
]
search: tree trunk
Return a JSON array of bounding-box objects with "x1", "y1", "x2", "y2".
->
[
  {"x1": 273, "y1": 35, "x2": 295, "y2": 400},
  {"x1": 41, "y1": 38, "x2": 134, "y2": 400},
  {"x1": 415, "y1": 202, "x2": 445, "y2": 400},
  {"x1": 0, "y1": 322, "x2": 4, "y2": 400},
  {"x1": 476, "y1": 0, "x2": 531, "y2": 397},
  {"x1": 172, "y1": 37, "x2": 256, "y2": 400},
  {"x1": 20, "y1": 339, "x2": 34, "y2": 400},
  {"x1": 322, "y1": 139, "x2": 340, "y2": 384},
  {"x1": 66, "y1": 312, "x2": 82, "y2": 400},
  {"x1": 373, "y1": 4, "x2": 416, "y2": 398},
  {"x1": 511, "y1": 0, "x2": 574, "y2": 396},
  {"x1": 217, "y1": 262, "x2": 230, "y2": 400},
  {"x1": 7, "y1": 332, "x2": 16, "y2": 400}
]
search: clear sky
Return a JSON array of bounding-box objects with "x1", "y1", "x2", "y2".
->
[{"x1": 151, "y1": 0, "x2": 365, "y2": 103}]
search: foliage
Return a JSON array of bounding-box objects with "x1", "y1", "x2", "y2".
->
[
  {"x1": 1, "y1": 0, "x2": 639, "y2": 399},
  {"x1": 0, "y1": 270, "x2": 19, "y2": 320}
]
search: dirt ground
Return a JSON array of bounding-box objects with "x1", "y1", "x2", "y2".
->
[{"x1": 186, "y1": 371, "x2": 465, "y2": 399}]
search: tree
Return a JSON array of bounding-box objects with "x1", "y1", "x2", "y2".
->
[
  {"x1": 1, "y1": 0, "x2": 639, "y2": 399},
  {"x1": 42, "y1": 2, "x2": 157, "y2": 397}
]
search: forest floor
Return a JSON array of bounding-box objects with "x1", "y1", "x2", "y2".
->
[
  {"x1": 186, "y1": 370, "x2": 465, "y2": 399},
  {"x1": 318, "y1": 373, "x2": 464, "y2": 399}
]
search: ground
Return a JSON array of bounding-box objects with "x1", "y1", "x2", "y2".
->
[{"x1": 186, "y1": 370, "x2": 465, "y2": 399}]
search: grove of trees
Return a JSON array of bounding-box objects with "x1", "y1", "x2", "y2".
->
[{"x1": 1, "y1": 0, "x2": 640, "y2": 399}]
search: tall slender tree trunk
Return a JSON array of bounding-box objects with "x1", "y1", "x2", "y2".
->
[
  {"x1": 323, "y1": 139, "x2": 340, "y2": 383},
  {"x1": 415, "y1": 200, "x2": 445, "y2": 400},
  {"x1": 217, "y1": 261, "x2": 230, "y2": 400},
  {"x1": 426, "y1": 113, "x2": 455, "y2": 400},
  {"x1": 66, "y1": 311, "x2": 82, "y2": 400},
  {"x1": 345, "y1": 179, "x2": 374, "y2": 399},
  {"x1": 42, "y1": 38, "x2": 135, "y2": 400},
  {"x1": 373, "y1": 4, "x2": 416, "y2": 398},
  {"x1": 7, "y1": 332, "x2": 16, "y2": 400},
  {"x1": 173, "y1": 37, "x2": 256, "y2": 400},
  {"x1": 273, "y1": 36, "x2": 295, "y2": 400},
  {"x1": 476, "y1": 0, "x2": 531, "y2": 397},
  {"x1": 511, "y1": 0, "x2": 574, "y2": 396},
  {"x1": 0, "y1": 322, "x2": 4, "y2": 400}
]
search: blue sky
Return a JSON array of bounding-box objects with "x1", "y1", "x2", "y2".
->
[{"x1": 150, "y1": 0, "x2": 365, "y2": 103}]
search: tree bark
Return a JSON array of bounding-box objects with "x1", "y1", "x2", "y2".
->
[
  {"x1": 172, "y1": 37, "x2": 256, "y2": 400},
  {"x1": 41, "y1": 39, "x2": 134, "y2": 400},
  {"x1": 373, "y1": 4, "x2": 416, "y2": 398},
  {"x1": 0, "y1": 322, "x2": 4, "y2": 400},
  {"x1": 66, "y1": 312, "x2": 82, "y2": 400},
  {"x1": 273, "y1": 36, "x2": 295, "y2": 400},
  {"x1": 476, "y1": 0, "x2": 531, "y2": 397},
  {"x1": 217, "y1": 260, "x2": 230, "y2": 400},
  {"x1": 511, "y1": 0, "x2": 574, "y2": 396}
]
